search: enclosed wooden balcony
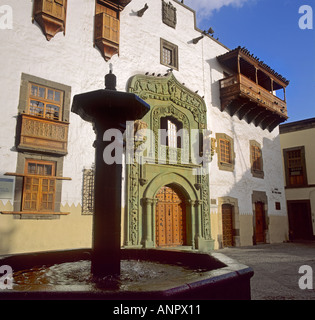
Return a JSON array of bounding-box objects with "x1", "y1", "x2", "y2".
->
[
  {"x1": 217, "y1": 47, "x2": 289, "y2": 132},
  {"x1": 33, "y1": 0, "x2": 67, "y2": 41},
  {"x1": 17, "y1": 114, "x2": 69, "y2": 156},
  {"x1": 94, "y1": 0, "x2": 131, "y2": 61}
]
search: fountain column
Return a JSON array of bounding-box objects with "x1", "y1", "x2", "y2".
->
[{"x1": 71, "y1": 71, "x2": 150, "y2": 278}]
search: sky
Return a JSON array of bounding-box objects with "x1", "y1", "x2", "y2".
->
[{"x1": 185, "y1": 0, "x2": 315, "y2": 123}]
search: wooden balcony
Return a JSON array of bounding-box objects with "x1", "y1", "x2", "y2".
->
[
  {"x1": 17, "y1": 114, "x2": 69, "y2": 156},
  {"x1": 217, "y1": 47, "x2": 289, "y2": 132},
  {"x1": 219, "y1": 74, "x2": 288, "y2": 131},
  {"x1": 33, "y1": 0, "x2": 67, "y2": 41}
]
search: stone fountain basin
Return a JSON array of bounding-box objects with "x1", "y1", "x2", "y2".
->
[{"x1": 0, "y1": 248, "x2": 253, "y2": 300}]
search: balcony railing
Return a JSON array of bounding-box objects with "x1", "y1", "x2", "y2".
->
[
  {"x1": 18, "y1": 114, "x2": 69, "y2": 156},
  {"x1": 219, "y1": 74, "x2": 288, "y2": 131}
]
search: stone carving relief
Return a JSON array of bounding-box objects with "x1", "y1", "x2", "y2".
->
[
  {"x1": 129, "y1": 73, "x2": 207, "y2": 128},
  {"x1": 126, "y1": 73, "x2": 212, "y2": 248},
  {"x1": 162, "y1": 0, "x2": 177, "y2": 28}
]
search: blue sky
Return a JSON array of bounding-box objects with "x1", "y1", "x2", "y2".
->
[{"x1": 186, "y1": 0, "x2": 315, "y2": 123}]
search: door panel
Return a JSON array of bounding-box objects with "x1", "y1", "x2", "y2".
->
[
  {"x1": 155, "y1": 186, "x2": 186, "y2": 247},
  {"x1": 222, "y1": 204, "x2": 233, "y2": 247},
  {"x1": 255, "y1": 202, "x2": 265, "y2": 243},
  {"x1": 287, "y1": 201, "x2": 313, "y2": 240}
]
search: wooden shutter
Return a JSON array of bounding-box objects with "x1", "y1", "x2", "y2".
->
[{"x1": 22, "y1": 160, "x2": 56, "y2": 212}]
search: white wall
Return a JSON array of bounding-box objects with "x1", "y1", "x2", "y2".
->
[{"x1": 0, "y1": 0, "x2": 288, "y2": 252}]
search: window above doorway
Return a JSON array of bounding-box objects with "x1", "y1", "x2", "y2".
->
[{"x1": 160, "y1": 38, "x2": 179, "y2": 70}]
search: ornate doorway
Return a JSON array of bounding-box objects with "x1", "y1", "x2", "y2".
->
[{"x1": 155, "y1": 186, "x2": 186, "y2": 247}]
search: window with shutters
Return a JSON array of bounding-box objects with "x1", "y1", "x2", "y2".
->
[
  {"x1": 216, "y1": 133, "x2": 235, "y2": 172},
  {"x1": 250, "y1": 140, "x2": 264, "y2": 179},
  {"x1": 22, "y1": 160, "x2": 56, "y2": 212},
  {"x1": 219, "y1": 139, "x2": 231, "y2": 164},
  {"x1": 33, "y1": 0, "x2": 67, "y2": 41},
  {"x1": 94, "y1": 0, "x2": 121, "y2": 61},
  {"x1": 283, "y1": 147, "x2": 308, "y2": 187}
]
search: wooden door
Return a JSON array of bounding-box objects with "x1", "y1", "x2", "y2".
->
[
  {"x1": 255, "y1": 202, "x2": 265, "y2": 243},
  {"x1": 222, "y1": 204, "x2": 233, "y2": 247},
  {"x1": 155, "y1": 186, "x2": 186, "y2": 247},
  {"x1": 287, "y1": 201, "x2": 313, "y2": 240}
]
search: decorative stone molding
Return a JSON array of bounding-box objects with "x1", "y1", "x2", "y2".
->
[
  {"x1": 162, "y1": 0, "x2": 177, "y2": 28},
  {"x1": 128, "y1": 72, "x2": 207, "y2": 127}
]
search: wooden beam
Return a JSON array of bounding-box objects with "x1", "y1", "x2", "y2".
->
[
  {"x1": 1, "y1": 211, "x2": 70, "y2": 215},
  {"x1": 4, "y1": 172, "x2": 72, "y2": 180}
]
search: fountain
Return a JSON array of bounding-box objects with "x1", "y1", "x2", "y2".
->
[{"x1": 0, "y1": 71, "x2": 253, "y2": 300}]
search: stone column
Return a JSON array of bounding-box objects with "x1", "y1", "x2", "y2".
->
[
  {"x1": 195, "y1": 200, "x2": 203, "y2": 250},
  {"x1": 187, "y1": 200, "x2": 196, "y2": 249},
  {"x1": 143, "y1": 198, "x2": 154, "y2": 248},
  {"x1": 91, "y1": 120, "x2": 124, "y2": 278}
]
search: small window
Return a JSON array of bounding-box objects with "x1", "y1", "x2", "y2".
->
[
  {"x1": 22, "y1": 159, "x2": 56, "y2": 212},
  {"x1": 28, "y1": 83, "x2": 64, "y2": 121},
  {"x1": 250, "y1": 140, "x2": 264, "y2": 179},
  {"x1": 160, "y1": 117, "x2": 183, "y2": 148},
  {"x1": 219, "y1": 139, "x2": 231, "y2": 164},
  {"x1": 251, "y1": 146, "x2": 262, "y2": 171},
  {"x1": 160, "y1": 38, "x2": 178, "y2": 70},
  {"x1": 216, "y1": 133, "x2": 235, "y2": 172},
  {"x1": 284, "y1": 147, "x2": 308, "y2": 187},
  {"x1": 275, "y1": 202, "x2": 281, "y2": 210}
]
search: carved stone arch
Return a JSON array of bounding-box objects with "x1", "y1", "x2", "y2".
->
[
  {"x1": 128, "y1": 72, "x2": 207, "y2": 128},
  {"x1": 143, "y1": 172, "x2": 198, "y2": 201},
  {"x1": 141, "y1": 172, "x2": 199, "y2": 249}
]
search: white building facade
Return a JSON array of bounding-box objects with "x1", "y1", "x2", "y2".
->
[{"x1": 0, "y1": 0, "x2": 289, "y2": 254}]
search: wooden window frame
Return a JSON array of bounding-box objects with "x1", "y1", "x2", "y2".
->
[
  {"x1": 219, "y1": 139, "x2": 231, "y2": 164},
  {"x1": 283, "y1": 146, "x2": 308, "y2": 188},
  {"x1": 216, "y1": 133, "x2": 235, "y2": 172},
  {"x1": 250, "y1": 140, "x2": 264, "y2": 179},
  {"x1": 160, "y1": 38, "x2": 179, "y2": 70},
  {"x1": 22, "y1": 159, "x2": 57, "y2": 212},
  {"x1": 28, "y1": 82, "x2": 64, "y2": 121}
]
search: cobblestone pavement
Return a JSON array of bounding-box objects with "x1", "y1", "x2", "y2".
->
[{"x1": 217, "y1": 242, "x2": 315, "y2": 300}]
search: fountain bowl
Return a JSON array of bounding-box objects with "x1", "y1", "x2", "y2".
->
[{"x1": 0, "y1": 248, "x2": 253, "y2": 300}]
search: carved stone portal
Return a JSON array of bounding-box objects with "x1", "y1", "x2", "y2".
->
[
  {"x1": 162, "y1": 0, "x2": 177, "y2": 29},
  {"x1": 126, "y1": 73, "x2": 213, "y2": 250}
]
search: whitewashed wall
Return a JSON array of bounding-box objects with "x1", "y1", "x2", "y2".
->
[{"x1": 0, "y1": 0, "x2": 288, "y2": 253}]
